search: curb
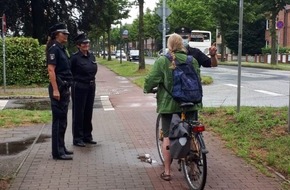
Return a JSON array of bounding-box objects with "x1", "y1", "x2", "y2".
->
[{"x1": 0, "y1": 96, "x2": 49, "y2": 100}]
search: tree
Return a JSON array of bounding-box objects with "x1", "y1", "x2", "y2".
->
[
  {"x1": 167, "y1": 0, "x2": 215, "y2": 32},
  {"x1": 225, "y1": 19, "x2": 266, "y2": 55},
  {"x1": 258, "y1": 0, "x2": 290, "y2": 64},
  {"x1": 143, "y1": 8, "x2": 161, "y2": 54},
  {"x1": 137, "y1": 0, "x2": 145, "y2": 70}
]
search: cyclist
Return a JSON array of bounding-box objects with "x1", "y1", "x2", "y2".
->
[{"x1": 144, "y1": 33, "x2": 202, "y2": 181}]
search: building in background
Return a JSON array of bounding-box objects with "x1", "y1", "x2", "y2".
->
[{"x1": 265, "y1": 5, "x2": 290, "y2": 48}]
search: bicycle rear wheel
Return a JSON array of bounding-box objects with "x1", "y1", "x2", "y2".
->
[
  {"x1": 182, "y1": 135, "x2": 207, "y2": 190},
  {"x1": 156, "y1": 114, "x2": 165, "y2": 164}
]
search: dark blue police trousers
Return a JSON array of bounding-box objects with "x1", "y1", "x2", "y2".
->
[
  {"x1": 71, "y1": 81, "x2": 95, "y2": 144},
  {"x1": 48, "y1": 84, "x2": 70, "y2": 157}
]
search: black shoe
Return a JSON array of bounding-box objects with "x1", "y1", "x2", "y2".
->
[
  {"x1": 84, "y1": 140, "x2": 97, "y2": 144},
  {"x1": 64, "y1": 149, "x2": 74, "y2": 155},
  {"x1": 53, "y1": 154, "x2": 73, "y2": 160},
  {"x1": 73, "y1": 142, "x2": 86, "y2": 147}
]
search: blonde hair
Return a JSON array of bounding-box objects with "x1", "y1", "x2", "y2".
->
[{"x1": 167, "y1": 33, "x2": 187, "y2": 69}]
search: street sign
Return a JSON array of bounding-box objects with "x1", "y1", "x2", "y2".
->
[
  {"x1": 156, "y1": 6, "x2": 172, "y2": 18},
  {"x1": 158, "y1": 23, "x2": 170, "y2": 33},
  {"x1": 122, "y1": 29, "x2": 128, "y2": 39},
  {"x1": 277, "y1": 21, "x2": 284, "y2": 29}
]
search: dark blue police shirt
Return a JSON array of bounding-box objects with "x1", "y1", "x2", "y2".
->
[
  {"x1": 187, "y1": 47, "x2": 211, "y2": 68},
  {"x1": 70, "y1": 51, "x2": 98, "y2": 83},
  {"x1": 46, "y1": 41, "x2": 73, "y2": 82}
]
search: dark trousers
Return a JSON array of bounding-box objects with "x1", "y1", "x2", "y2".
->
[
  {"x1": 71, "y1": 81, "x2": 95, "y2": 143},
  {"x1": 48, "y1": 84, "x2": 70, "y2": 157}
]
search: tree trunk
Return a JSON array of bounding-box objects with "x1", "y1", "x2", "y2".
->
[
  {"x1": 270, "y1": 12, "x2": 277, "y2": 65},
  {"x1": 107, "y1": 29, "x2": 112, "y2": 61},
  {"x1": 31, "y1": 0, "x2": 45, "y2": 43},
  {"x1": 138, "y1": 0, "x2": 145, "y2": 70}
]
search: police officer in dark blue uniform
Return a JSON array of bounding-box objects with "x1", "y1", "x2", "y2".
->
[
  {"x1": 70, "y1": 33, "x2": 98, "y2": 147},
  {"x1": 174, "y1": 27, "x2": 218, "y2": 67},
  {"x1": 46, "y1": 23, "x2": 73, "y2": 160}
]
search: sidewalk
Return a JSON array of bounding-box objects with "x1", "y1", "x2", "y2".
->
[{"x1": 2, "y1": 64, "x2": 284, "y2": 190}]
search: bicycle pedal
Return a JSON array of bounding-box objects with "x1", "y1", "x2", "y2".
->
[{"x1": 202, "y1": 148, "x2": 209, "y2": 154}]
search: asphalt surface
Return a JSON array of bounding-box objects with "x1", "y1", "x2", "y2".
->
[{"x1": 0, "y1": 64, "x2": 286, "y2": 190}]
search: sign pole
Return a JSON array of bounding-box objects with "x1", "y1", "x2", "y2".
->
[
  {"x1": 162, "y1": 0, "x2": 166, "y2": 55},
  {"x1": 237, "y1": 0, "x2": 244, "y2": 113},
  {"x1": 277, "y1": 30, "x2": 280, "y2": 64}
]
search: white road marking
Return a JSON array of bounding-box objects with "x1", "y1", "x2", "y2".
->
[
  {"x1": 254, "y1": 90, "x2": 283, "y2": 96},
  {"x1": 100, "y1": 95, "x2": 115, "y2": 111},
  {"x1": 0, "y1": 100, "x2": 8, "y2": 110},
  {"x1": 224, "y1": 84, "x2": 242, "y2": 88}
]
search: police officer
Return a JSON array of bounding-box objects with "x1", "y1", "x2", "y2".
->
[
  {"x1": 70, "y1": 33, "x2": 98, "y2": 147},
  {"x1": 46, "y1": 23, "x2": 73, "y2": 160},
  {"x1": 175, "y1": 27, "x2": 218, "y2": 67}
]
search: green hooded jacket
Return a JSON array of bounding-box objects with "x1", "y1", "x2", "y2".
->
[{"x1": 144, "y1": 51, "x2": 202, "y2": 113}]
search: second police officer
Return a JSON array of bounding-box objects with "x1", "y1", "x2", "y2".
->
[{"x1": 70, "y1": 33, "x2": 98, "y2": 147}]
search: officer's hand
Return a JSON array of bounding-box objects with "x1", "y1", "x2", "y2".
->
[
  {"x1": 209, "y1": 43, "x2": 217, "y2": 56},
  {"x1": 53, "y1": 90, "x2": 60, "y2": 101}
]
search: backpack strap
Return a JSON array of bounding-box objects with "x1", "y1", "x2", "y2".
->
[{"x1": 185, "y1": 55, "x2": 193, "y2": 64}]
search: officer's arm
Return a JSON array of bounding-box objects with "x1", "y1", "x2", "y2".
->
[
  {"x1": 209, "y1": 43, "x2": 218, "y2": 67},
  {"x1": 47, "y1": 64, "x2": 60, "y2": 100}
]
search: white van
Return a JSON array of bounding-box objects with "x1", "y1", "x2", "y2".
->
[{"x1": 128, "y1": 50, "x2": 139, "y2": 61}]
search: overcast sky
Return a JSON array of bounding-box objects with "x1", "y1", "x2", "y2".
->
[{"x1": 121, "y1": 0, "x2": 159, "y2": 24}]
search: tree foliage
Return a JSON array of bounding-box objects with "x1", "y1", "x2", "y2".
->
[
  {"x1": 167, "y1": 0, "x2": 215, "y2": 32},
  {"x1": 0, "y1": 0, "x2": 130, "y2": 46},
  {"x1": 225, "y1": 19, "x2": 266, "y2": 55}
]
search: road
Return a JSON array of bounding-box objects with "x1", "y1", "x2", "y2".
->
[
  {"x1": 114, "y1": 56, "x2": 290, "y2": 107},
  {"x1": 201, "y1": 65, "x2": 290, "y2": 107}
]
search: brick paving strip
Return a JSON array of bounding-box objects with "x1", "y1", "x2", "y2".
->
[{"x1": 3, "y1": 64, "x2": 285, "y2": 190}]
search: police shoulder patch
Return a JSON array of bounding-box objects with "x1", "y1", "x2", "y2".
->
[{"x1": 49, "y1": 54, "x2": 55, "y2": 60}]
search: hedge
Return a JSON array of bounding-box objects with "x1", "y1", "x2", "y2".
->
[
  {"x1": 0, "y1": 37, "x2": 48, "y2": 86},
  {"x1": 261, "y1": 47, "x2": 290, "y2": 54}
]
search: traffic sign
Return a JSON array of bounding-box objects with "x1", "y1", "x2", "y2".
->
[
  {"x1": 158, "y1": 23, "x2": 170, "y2": 33},
  {"x1": 156, "y1": 6, "x2": 172, "y2": 18},
  {"x1": 122, "y1": 29, "x2": 128, "y2": 39},
  {"x1": 277, "y1": 21, "x2": 284, "y2": 29},
  {"x1": 2, "y1": 14, "x2": 6, "y2": 34}
]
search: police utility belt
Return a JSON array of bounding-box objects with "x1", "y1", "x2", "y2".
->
[
  {"x1": 57, "y1": 77, "x2": 72, "y2": 90},
  {"x1": 75, "y1": 80, "x2": 95, "y2": 85}
]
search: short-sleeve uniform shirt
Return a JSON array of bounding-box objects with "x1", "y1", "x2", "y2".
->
[
  {"x1": 187, "y1": 47, "x2": 211, "y2": 68},
  {"x1": 70, "y1": 51, "x2": 98, "y2": 83},
  {"x1": 46, "y1": 41, "x2": 73, "y2": 81}
]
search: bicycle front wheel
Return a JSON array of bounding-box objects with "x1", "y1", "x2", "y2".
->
[
  {"x1": 156, "y1": 114, "x2": 165, "y2": 164},
  {"x1": 181, "y1": 135, "x2": 207, "y2": 190}
]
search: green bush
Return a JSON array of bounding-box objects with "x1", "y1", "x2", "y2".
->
[
  {"x1": 0, "y1": 37, "x2": 48, "y2": 85},
  {"x1": 261, "y1": 47, "x2": 290, "y2": 54}
]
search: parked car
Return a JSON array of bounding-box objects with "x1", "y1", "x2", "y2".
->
[
  {"x1": 158, "y1": 48, "x2": 169, "y2": 56},
  {"x1": 115, "y1": 50, "x2": 126, "y2": 59},
  {"x1": 128, "y1": 50, "x2": 139, "y2": 61},
  {"x1": 101, "y1": 51, "x2": 108, "y2": 56}
]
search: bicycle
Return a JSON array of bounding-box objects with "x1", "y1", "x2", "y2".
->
[{"x1": 156, "y1": 102, "x2": 208, "y2": 190}]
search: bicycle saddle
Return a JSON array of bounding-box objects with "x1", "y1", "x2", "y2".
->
[{"x1": 180, "y1": 102, "x2": 195, "y2": 108}]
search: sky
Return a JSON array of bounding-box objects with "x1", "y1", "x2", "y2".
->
[{"x1": 121, "y1": 0, "x2": 159, "y2": 24}]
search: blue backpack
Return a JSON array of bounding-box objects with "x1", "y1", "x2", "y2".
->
[{"x1": 164, "y1": 53, "x2": 203, "y2": 103}]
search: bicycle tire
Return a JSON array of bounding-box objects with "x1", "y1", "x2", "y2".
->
[
  {"x1": 156, "y1": 114, "x2": 164, "y2": 164},
  {"x1": 182, "y1": 134, "x2": 207, "y2": 190}
]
